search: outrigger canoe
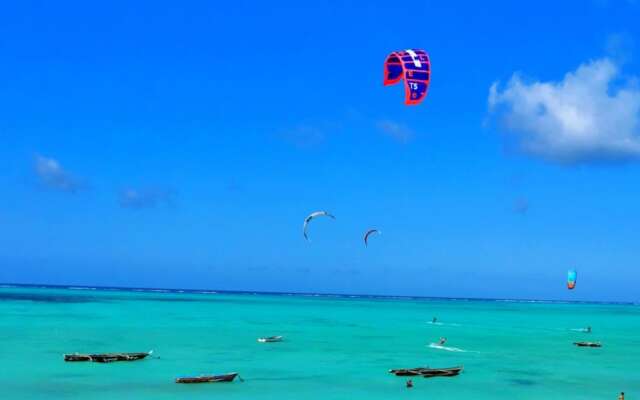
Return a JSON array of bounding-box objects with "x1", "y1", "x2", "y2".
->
[
  {"x1": 389, "y1": 366, "x2": 463, "y2": 377},
  {"x1": 574, "y1": 342, "x2": 602, "y2": 348},
  {"x1": 257, "y1": 336, "x2": 283, "y2": 343},
  {"x1": 176, "y1": 373, "x2": 239, "y2": 384},
  {"x1": 64, "y1": 351, "x2": 153, "y2": 363},
  {"x1": 389, "y1": 367, "x2": 428, "y2": 376}
]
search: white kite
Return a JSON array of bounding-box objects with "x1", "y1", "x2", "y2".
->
[{"x1": 303, "y1": 211, "x2": 335, "y2": 241}]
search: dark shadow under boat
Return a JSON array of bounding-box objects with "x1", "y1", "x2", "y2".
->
[{"x1": 175, "y1": 373, "x2": 239, "y2": 384}]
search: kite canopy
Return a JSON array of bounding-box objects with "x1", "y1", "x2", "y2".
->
[
  {"x1": 567, "y1": 269, "x2": 577, "y2": 290},
  {"x1": 363, "y1": 229, "x2": 380, "y2": 247},
  {"x1": 303, "y1": 211, "x2": 335, "y2": 241},
  {"x1": 383, "y1": 49, "x2": 431, "y2": 105}
]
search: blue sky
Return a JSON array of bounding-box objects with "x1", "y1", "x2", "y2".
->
[{"x1": 1, "y1": 0, "x2": 640, "y2": 301}]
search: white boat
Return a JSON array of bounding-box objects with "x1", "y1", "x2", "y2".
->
[{"x1": 257, "y1": 336, "x2": 283, "y2": 343}]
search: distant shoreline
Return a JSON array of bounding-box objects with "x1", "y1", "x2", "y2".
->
[{"x1": 1, "y1": 282, "x2": 636, "y2": 306}]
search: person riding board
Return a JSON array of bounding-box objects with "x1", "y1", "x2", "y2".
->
[
  {"x1": 438, "y1": 337, "x2": 447, "y2": 345},
  {"x1": 618, "y1": 392, "x2": 624, "y2": 400}
]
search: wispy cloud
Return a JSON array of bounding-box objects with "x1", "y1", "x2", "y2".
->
[
  {"x1": 119, "y1": 187, "x2": 175, "y2": 209},
  {"x1": 34, "y1": 155, "x2": 84, "y2": 193},
  {"x1": 513, "y1": 197, "x2": 529, "y2": 215},
  {"x1": 376, "y1": 119, "x2": 414, "y2": 144},
  {"x1": 489, "y1": 58, "x2": 640, "y2": 164},
  {"x1": 605, "y1": 32, "x2": 634, "y2": 64},
  {"x1": 226, "y1": 179, "x2": 245, "y2": 193},
  {"x1": 278, "y1": 125, "x2": 325, "y2": 149}
]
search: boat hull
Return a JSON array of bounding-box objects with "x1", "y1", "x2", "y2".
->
[
  {"x1": 176, "y1": 373, "x2": 238, "y2": 384},
  {"x1": 257, "y1": 336, "x2": 283, "y2": 343},
  {"x1": 390, "y1": 366, "x2": 463, "y2": 377},
  {"x1": 574, "y1": 342, "x2": 602, "y2": 348},
  {"x1": 64, "y1": 352, "x2": 152, "y2": 363}
]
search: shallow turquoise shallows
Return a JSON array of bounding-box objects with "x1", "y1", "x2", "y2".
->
[{"x1": 1, "y1": 286, "x2": 638, "y2": 399}]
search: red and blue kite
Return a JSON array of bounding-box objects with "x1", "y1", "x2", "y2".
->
[{"x1": 383, "y1": 49, "x2": 431, "y2": 105}]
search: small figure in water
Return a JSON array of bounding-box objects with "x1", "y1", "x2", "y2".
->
[
  {"x1": 406, "y1": 379, "x2": 413, "y2": 388},
  {"x1": 586, "y1": 326, "x2": 592, "y2": 333},
  {"x1": 618, "y1": 392, "x2": 624, "y2": 400},
  {"x1": 432, "y1": 317, "x2": 437, "y2": 324},
  {"x1": 438, "y1": 337, "x2": 447, "y2": 345}
]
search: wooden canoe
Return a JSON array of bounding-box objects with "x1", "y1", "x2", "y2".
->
[
  {"x1": 64, "y1": 351, "x2": 152, "y2": 363},
  {"x1": 64, "y1": 354, "x2": 92, "y2": 362},
  {"x1": 574, "y1": 342, "x2": 602, "y2": 348},
  {"x1": 390, "y1": 366, "x2": 463, "y2": 377},
  {"x1": 258, "y1": 336, "x2": 283, "y2": 343},
  {"x1": 176, "y1": 373, "x2": 238, "y2": 384},
  {"x1": 389, "y1": 367, "x2": 430, "y2": 376}
]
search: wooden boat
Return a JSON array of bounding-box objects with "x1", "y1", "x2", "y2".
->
[
  {"x1": 64, "y1": 351, "x2": 153, "y2": 363},
  {"x1": 574, "y1": 342, "x2": 602, "y2": 348},
  {"x1": 176, "y1": 373, "x2": 239, "y2": 384},
  {"x1": 390, "y1": 366, "x2": 463, "y2": 377},
  {"x1": 64, "y1": 354, "x2": 92, "y2": 362},
  {"x1": 389, "y1": 367, "x2": 430, "y2": 376},
  {"x1": 257, "y1": 336, "x2": 283, "y2": 343},
  {"x1": 421, "y1": 366, "x2": 463, "y2": 378}
]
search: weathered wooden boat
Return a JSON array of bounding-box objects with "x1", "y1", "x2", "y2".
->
[
  {"x1": 64, "y1": 351, "x2": 153, "y2": 363},
  {"x1": 257, "y1": 336, "x2": 283, "y2": 343},
  {"x1": 176, "y1": 373, "x2": 239, "y2": 384},
  {"x1": 389, "y1": 367, "x2": 430, "y2": 376},
  {"x1": 64, "y1": 354, "x2": 92, "y2": 362},
  {"x1": 390, "y1": 366, "x2": 463, "y2": 377},
  {"x1": 421, "y1": 366, "x2": 463, "y2": 377},
  {"x1": 574, "y1": 342, "x2": 602, "y2": 348}
]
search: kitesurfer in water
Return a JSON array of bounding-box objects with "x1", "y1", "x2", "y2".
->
[
  {"x1": 432, "y1": 317, "x2": 437, "y2": 324},
  {"x1": 586, "y1": 326, "x2": 592, "y2": 333},
  {"x1": 406, "y1": 379, "x2": 413, "y2": 388},
  {"x1": 438, "y1": 337, "x2": 447, "y2": 345},
  {"x1": 618, "y1": 392, "x2": 624, "y2": 400}
]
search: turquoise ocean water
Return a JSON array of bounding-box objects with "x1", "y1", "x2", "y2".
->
[{"x1": 1, "y1": 285, "x2": 638, "y2": 399}]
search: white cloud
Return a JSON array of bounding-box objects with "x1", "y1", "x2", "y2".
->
[
  {"x1": 489, "y1": 58, "x2": 640, "y2": 163},
  {"x1": 376, "y1": 120, "x2": 414, "y2": 144},
  {"x1": 119, "y1": 187, "x2": 174, "y2": 209},
  {"x1": 34, "y1": 155, "x2": 83, "y2": 193}
]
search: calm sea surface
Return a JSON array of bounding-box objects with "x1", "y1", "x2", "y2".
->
[{"x1": 0, "y1": 285, "x2": 638, "y2": 399}]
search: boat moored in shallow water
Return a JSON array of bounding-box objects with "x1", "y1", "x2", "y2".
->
[
  {"x1": 64, "y1": 351, "x2": 153, "y2": 363},
  {"x1": 258, "y1": 336, "x2": 283, "y2": 343},
  {"x1": 390, "y1": 366, "x2": 463, "y2": 377},
  {"x1": 64, "y1": 354, "x2": 92, "y2": 362},
  {"x1": 574, "y1": 342, "x2": 602, "y2": 348},
  {"x1": 421, "y1": 366, "x2": 463, "y2": 377},
  {"x1": 389, "y1": 367, "x2": 430, "y2": 376},
  {"x1": 176, "y1": 373, "x2": 239, "y2": 383}
]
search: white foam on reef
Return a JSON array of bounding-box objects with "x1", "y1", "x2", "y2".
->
[
  {"x1": 428, "y1": 343, "x2": 467, "y2": 352},
  {"x1": 427, "y1": 322, "x2": 461, "y2": 327},
  {"x1": 570, "y1": 328, "x2": 590, "y2": 333}
]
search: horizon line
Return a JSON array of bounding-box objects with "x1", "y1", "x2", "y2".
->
[{"x1": 1, "y1": 282, "x2": 636, "y2": 306}]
